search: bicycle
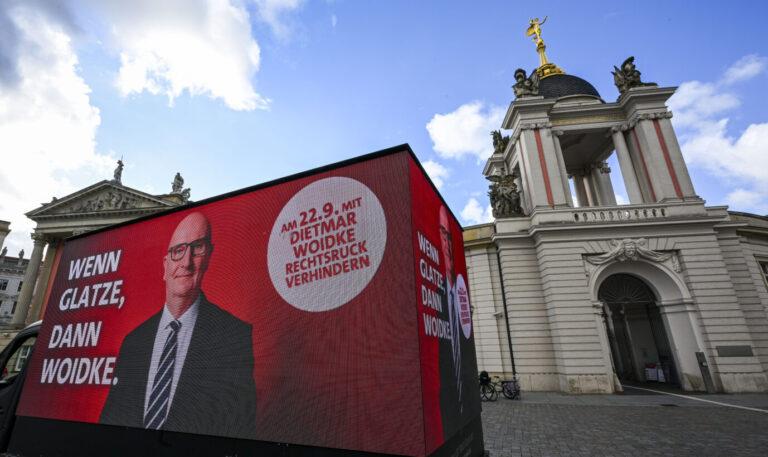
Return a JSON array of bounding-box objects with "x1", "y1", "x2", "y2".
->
[
  {"x1": 478, "y1": 371, "x2": 498, "y2": 401},
  {"x1": 491, "y1": 375, "x2": 521, "y2": 400}
]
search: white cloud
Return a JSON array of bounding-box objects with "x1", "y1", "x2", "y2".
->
[
  {"x1": 722, "y1": 54, "x2": 768, "y2": 85},
  {"x1": 88, "y1": 0, "x2": 269, "y2": 111},
  {"x1": 0, "y1": 3, "x2": 111, "y2": 254},
  {"x1": 615, "y1": 194, "x2": 628, "y2": 205},
  {"x1": 668, "y1": 81, "x2": 739, "y2": 128},
  {"x1": 669, "y1": 54, "x2": 768, "y2": 214},
  {"x1": 254, "y1": 0, "x2": 305, "y2": 40},
  {"x1": 680, "y1": 119, "x2": 768, "y2": 185},
  {"x1": 670, "y1": 55, "x2": 767, "y2": 128},
  {"x1": 461, "y1": 198, "x2": 493, "y2": 226},
  {"x1": 331, "y1": 14, "x2": 337, "y2": 28},
  {"x1": 422, "y1": 160, "x2": 450, "y2": 189},
  {"x1": 726, "y1": 189, "x2": 768, "y2": 214},
  {"x1": 426, "y1": 101, "x2": 506, "y2": 162}
]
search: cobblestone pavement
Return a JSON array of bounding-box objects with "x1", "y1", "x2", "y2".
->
[{"x1": 480, "y1": 388, "x2": 768, "y2": 457}]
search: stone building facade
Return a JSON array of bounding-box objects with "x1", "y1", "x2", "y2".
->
[
  {"x1": 465, "y1": 46, "x2": 768, "y2": 393},
  {"x1": 3, "y1": 166, "x2": 189, "y2": 332},
  {"x1": 0, "y1": 223, "x2": 29, "y2": 326}
]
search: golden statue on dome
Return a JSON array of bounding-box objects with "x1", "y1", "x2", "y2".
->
[{"x1": 525, "y1": 16, "x2": 564, "y2": 79}]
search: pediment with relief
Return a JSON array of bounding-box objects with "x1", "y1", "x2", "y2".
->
[{"x1": 28, "y1": 181, "x2": 177, "y2": 218}]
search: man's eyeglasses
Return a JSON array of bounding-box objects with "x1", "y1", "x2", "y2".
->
[
  {"x1": 167, "y1": 237, "x2": 211, "y2": 261},
  {"x1": 440, "y1": 226, "x2": 452, "y2": 242}
]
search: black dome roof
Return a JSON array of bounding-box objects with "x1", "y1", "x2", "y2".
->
[{"x1": 538, "y1": 74, "x2": 601, "y2": 99}]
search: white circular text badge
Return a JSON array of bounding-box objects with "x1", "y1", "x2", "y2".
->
[
  {"x1": 268, "y1": 177, "x2": 387, "y2": 312},
  {"x1": 456, "y1": 274, "x2": 472, "y2": 338}
]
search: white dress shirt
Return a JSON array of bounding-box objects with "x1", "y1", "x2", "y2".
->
[{"x1": 143, "y1": 295, "x2": 200, "y2": 417}]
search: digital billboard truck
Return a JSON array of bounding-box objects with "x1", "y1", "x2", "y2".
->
[{"x1": 0, "y1": 145, "x2": 485, "y2": 457}]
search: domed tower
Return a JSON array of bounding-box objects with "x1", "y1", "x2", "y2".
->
[
  {"x1": 484, "y1": 18, "x2": 698, "y2": 214},
  {"x1": 467, "y1": 19, "x2": 768, "y2": 396}
]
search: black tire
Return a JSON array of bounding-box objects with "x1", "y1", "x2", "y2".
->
[
  {"x1": 489, "y1": 386, "x2": 498, "y2": 401},
  {"x1": 479, "y1": 384, "x2": 490, "y2": 401},
  {"x1": 502, "y1": 383, "x2": 515, "y2": 399},
  {"x1": 480, "y1": 384, "x2": 496, "y2": 401}
]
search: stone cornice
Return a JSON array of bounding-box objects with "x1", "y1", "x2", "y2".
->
[
  {"x1": 27, "y1": 180, "x2": 176, "y2": 219},
  {"x1": 0, "y1": 266, "x2": 27, "y2": 275},
  {"x1": 610, "y1": 110, "x2": 673, "y2": 132},
  {"x1": 30, "y1": 206, "x2": 170, "y2": 220},
  {"x1": 626, "y1": 111, "x2": 673, "y2": 129},
  {"x1": 30, "y1": 233, "x2": 47, "y2": 244},
  {"x1": 503, "y1": 97, "x2": 556, "y2": 130},
  {"x1": 504, "y1": 121, "x2": 552, "y2": 152},
  {"x1": 518, "y1": 120, "x2": 552, "y2": 131},
  {"x1": 482, "y1": 153, "x2": 505, "y2": 176},
  {"x1": 617, "y1": 85, "x2": 677, "y2": 106}
]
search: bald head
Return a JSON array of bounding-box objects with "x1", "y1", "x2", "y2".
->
[
  {"x1": 438, "y1": 206, "x2": 455, "y2": 283},
  {"x1": 163, "y1": 213, "x2": 213, "y2": 318},
  {"x1": 168, "y1": 213, "x2": 211, "y2": 249}
]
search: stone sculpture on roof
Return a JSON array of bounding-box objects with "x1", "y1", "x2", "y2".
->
[
  {"x1": 113, "y1": 159, "x2": 124, "y2": 184},
  {"x1": 612, "y1": 56, "x2": 657, "y2": 94},
  {"x1": 171, "y1": 172, "x2": 191, "y2": 203},
  {"x1": 487, "y1": 166, "x2": 523, "y2": 219},
  {"x1": 491, "y1": 130, "x2": 510, "y2": 155},
  {"x1": 512, "y1": 68, "x2": 540, "y2": 97},
  {"x1": 172, "y1": 173, "x2": 184, "y2": 193}
]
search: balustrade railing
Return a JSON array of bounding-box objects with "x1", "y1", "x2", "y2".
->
[{"x1": 572, "y1": 206, "x2": 667, "y2": 223}]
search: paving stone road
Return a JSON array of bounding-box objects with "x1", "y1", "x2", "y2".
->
[{"x1": 480, "y1": 388, "x2": 768, "y2": 457}]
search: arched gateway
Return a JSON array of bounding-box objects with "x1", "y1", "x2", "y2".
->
[{"x1": 598, "y1": 273, "x2": 678, "y2": 386}]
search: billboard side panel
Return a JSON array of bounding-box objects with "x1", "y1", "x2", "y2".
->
[
  {"x1": 408, "y1": 156, "x2": 483, "y2": 456},
  {"x1": 16, "y1": 150, "x2": 425, "y2": 456}
]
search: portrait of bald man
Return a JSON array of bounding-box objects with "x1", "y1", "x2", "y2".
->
[
  {"x1": 437, "y1": 205, "x2": 479, "y2": 440},
  {"x1": 100, "y1": 213, "x2": 257, "y2": 438}
]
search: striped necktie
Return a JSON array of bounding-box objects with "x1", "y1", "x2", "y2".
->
[
  {"x1": 144, "y1": 320, "x2": 181, "y2": 429},
  {"x1": 449, "y1": 288, "x2": 463, "y2": 410}
]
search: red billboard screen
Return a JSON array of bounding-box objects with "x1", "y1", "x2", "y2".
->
[{"x1": 16, "y1": 147, "x2": 483, "y2": 457}]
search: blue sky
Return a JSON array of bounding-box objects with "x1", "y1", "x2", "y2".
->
[{"x1": 1, "y1": 0, "x2": 767, "y2": 254}]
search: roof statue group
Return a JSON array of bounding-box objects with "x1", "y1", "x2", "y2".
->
[
  {"x1": 486, "y1": 131, "x2": 523, "y2": 219},
  {"x1": 611, "y1": 57, "x2": 657, "y2": 94},
  {"x1": 513, "y1": 56, "x2": 655, "y2": 98},
  {"x1": 0, "y1": 247, "x2": 24, "y2": 261},
  {"x1": 111, "y1": 160, "x2": 191, "y2": 202},
  {"x1": 172, "y1": 172, "x2": 191, "y2": 201},
  {"x1": 512, "y1": 17, "x2": 656, "y2": 98},
  {"x1": 492, "y1": 17, "x2": 661, "y2": 219}
]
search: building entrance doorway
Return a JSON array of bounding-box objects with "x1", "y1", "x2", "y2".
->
[{"x1": 599, "y1": 273, "x2": 679, "y2": 386}]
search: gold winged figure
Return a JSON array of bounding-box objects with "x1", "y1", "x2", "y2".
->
[{"x1": 526, "y1": 16, "x2": 547, "y2": 44}]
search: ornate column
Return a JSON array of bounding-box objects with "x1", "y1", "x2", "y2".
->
[
  {"x1": 594, "y1": 162, "x2": 617, "y2": 206},
  {"x1": 603, "y1": 305, "x2": 625, "y2": 376},
  {"x1": 583, "y1": 170, "x2": 598, "y2": 207},
  {"x1": 28, "y1": 237, "x2": 60, "y2": 322},
  {"x1": 570, "y1": 171, "x2": 589, "y2": 207},
  {"x1": 611, "y1": 126, "x2": 644, "y2": 204},
  {"x1": 0, "y1": 220, "x2": 9, "y2": 249},
  {"x1": 516, "y1": 121, "x2": 572, "y2": 209},
  {"x1": 628, "y1": 112, "x2": 686, "y2": 201},
  {"x1": 594, "y1": 301, "x2": 621, "y2": 392},
  {"x1": 551, "y1": 130, "x2": 574, "y2": 207},
  {"x1": 620, "y1": 304, "x2": 642, "y2": 380},
  {"x1": 654, "y1": 113, "x2": 697, "y2": 198},
  {"x1": 12, "y1": 233, "x2": 47, "y2": 327}
]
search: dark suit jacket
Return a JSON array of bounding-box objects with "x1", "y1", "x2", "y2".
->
[
  {"x1": 438, "y1": 279, "x2": 480, "y2": 441},
  {"x1": 99, "y1": 294, "x2": 257, "y2": 439}
]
